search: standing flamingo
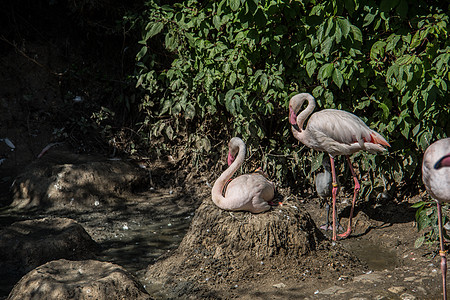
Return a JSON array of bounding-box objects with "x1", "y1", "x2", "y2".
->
[
  {"x1": 315, "y1": 156, "x2": 343, "y2": 231},
  {"x1": 211, "y1": 137, "x2": 275, "y2": 213},
  {"x1": 289, "y1": 93, "x2": 390, "y2": 240},
  {"x1": 422, "y1": 137, "x2": 450, "y2": 300}
]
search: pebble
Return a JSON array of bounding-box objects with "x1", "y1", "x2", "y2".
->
[
  {"x1": 353, "y1": 273, "x2": 383, "y2": 283},
  {"x1": 403, "y1": 276, "x2": 416, "y2": 282},
  {"x1": 318, "y1": 286, "x2": 346, "y2": 295},
  {"x1": 388, "y1": 286, "x2": 407, "y2": 294},
  {"x1": 400, "y1": 293, "x2": 415, "y2": 300},
  {"x1": 273, "y1": 283, "x2": 286, "y2": 288}
]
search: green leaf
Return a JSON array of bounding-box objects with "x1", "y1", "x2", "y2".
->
[
  {"x1": 136, "y1": 46, "x2": 148, "y2": 60},
  {"x1": 185, "y1": 103, "x2": 196, "y2": 120},
  {"x1": 332, "y1": 68, "x2": 344, "y2": 88},
  {"x1": 412, "y1": 124, "x2": 421, "y2": 137},
  {"x1": 413, "y1": 98, "x2": 424, "y2": 118},
  {"x1": 312, "y1": 85, "x2": 324, "y2": 98},
  {"x1": 310, "y1": 152, "x2": 324, "y2": 173},
  {"x1": 378, "y1": 102, "x2": 389, "y2": 119},
  {"x1": 229, "y1": 0, "x2": 240, "y2": 12},
  {"x1": 350, "y1": 25, "x2": 363, "y2": 42},
  {"x1": 260, "y1": 73, "x2": 269, "y2": 92},
  {"x1": 370, "y1": 41, "x2": 386, "y2": 60},
  {"x1": 165, "y1": 33, "x2": 177, "y2": 51},
  {"x1": 337, "y1": 18, "x2": 350, "y2": 38},
  {"x1": 414, "y1": 236, "x2": 425, "y2": 248},
  {"x1": 319, "y1": 63, "x2": 334, "y2": 80},
  {"x1": 145, "y1": 22, "x2": 164, "y2": 40},
  {"x1": 229, "y1": 72, "x2": 237, "y2": 86},
  {"x1": 321, "y1": 37, "x2": 333, "y2": 55},
  {"x1": 213, "y1": 15, "x2": 221, "y2": 31},
  {"x1": 411, "y1": 201, "x2": 426, "y2": 208},
  {"x1": 165, "y1": 124, "x2": 174, "y2": 140},
  {"x1": 306, "y1": 60, "x2": 317, "y2": 78},
  {"x1": 410, "y1": 30, "x2": 423, "y2": 49},
  {"x1": 363, "y1": 13, "x2": 376, "y2": 27}
]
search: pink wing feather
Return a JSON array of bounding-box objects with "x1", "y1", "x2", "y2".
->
[{"x1": 308, "y1": 109, "x2": 389, "y2": 147}]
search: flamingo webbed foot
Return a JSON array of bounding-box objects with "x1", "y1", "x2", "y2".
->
[{"x1": 338, "y1": 228, "x2": 352, "y2": 239}]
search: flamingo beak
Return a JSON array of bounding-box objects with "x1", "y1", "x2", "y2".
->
[
  {"x1": 288, "y1": 106, "x2": 297, "y2": 125},
  {"x1": 434, "y1": 154, "x2": 450, "y2": 169},
  {"x1": 227, "y1": 152, "x2": 235, "y2": 165},
  {"x1": 291, "y1": 123, "x2": 300, "y2": 131}
]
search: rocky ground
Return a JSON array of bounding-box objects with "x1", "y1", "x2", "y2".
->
[
  {"x1": 0, "y1": 39, "x2": 446, "y2": 299},
  {"x1": 0, "y1": 146, "x2": 445, "y2": 299}
]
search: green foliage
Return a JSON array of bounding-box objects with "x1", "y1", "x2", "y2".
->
[
  {"x1": 412, "y1": 200, "x2": 449, "y2": 248},
  {"x1": 130, "y1": 0, "x2": 449, "y2": 193}
]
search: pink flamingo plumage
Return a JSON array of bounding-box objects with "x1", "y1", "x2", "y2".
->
[
  {"x1": 289, "y1": 93, "x2": 390, "y2": 241},
  {"x1": 211, "y1": 137, "x2": 275, "y2": 213},
  {"x1": 422, "y1": 137, "x2": 450, "y2": 300}
]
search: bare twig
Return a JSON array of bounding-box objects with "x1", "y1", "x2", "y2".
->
[{"x1": 0, "y1": 35, "x2": 65, "y2": 76}]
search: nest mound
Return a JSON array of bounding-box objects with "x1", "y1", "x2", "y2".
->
[
  {"x1": 145, "y1": 198, "x2": 364, "y2": 298},
  {"x1": 178, "y1": 199, "x2": 322, "y2": 259}
]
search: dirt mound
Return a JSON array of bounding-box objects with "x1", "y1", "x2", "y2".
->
[
  {"x1": 145, "y1": 198, "x2": 365, "y2": 298},
  {"x1": 7, "y1": 259, "x2": 152, "y2": 300},
  {"x1": 0, "y1": 217, "x2": 99, "y2": 293},
  {"x1": 9, "y1": 151, "x2": 148, "y2": 210}
]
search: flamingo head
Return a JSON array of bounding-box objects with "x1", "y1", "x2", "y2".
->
[
  {"x1": 227, "y1": 137, "x2": 243, "y2": 165},
  {"x1": 227, "y1": 151, "x2": 235, "y2": 165},
  {"x1": 435, "y1": 153, "x2": 450, "y2": 169},
  {"x1": 288, "y1": 93, "x2": 313, "y2": 131},
  {"x1": 288, "y1": 105, "x2": 297, "y2": 125}
]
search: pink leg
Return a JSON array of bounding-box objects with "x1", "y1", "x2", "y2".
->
[
  {"x1": 329, "y1": 155, "x2": 339, "y2": 241},
  {"x1": 437, "y1": 200, "x2": 448, "y2": 300},
  {"x1": 338, "y1": 156, "x2": 360, "y2": 239}
]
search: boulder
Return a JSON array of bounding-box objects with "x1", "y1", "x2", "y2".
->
[
  {"x1": 0, "y1": 217, "x2": 99, "y2": 288},
  {"x1": 10, "y1": 151, "x2": 148, "y2": 209},
  {"x1": 7, "y1": 259, "x2": 152, "y2": 300}
]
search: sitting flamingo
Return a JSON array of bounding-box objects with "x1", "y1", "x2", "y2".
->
[
  {"x1": 289, "y1": 93, "x2": 390, "y2": 240},
  {"x1": 211, "y1": 137, "x2": 275, "y2": 213},
  {"x1": 422, "y1": 138, "x2": 450, "y2": 300}
]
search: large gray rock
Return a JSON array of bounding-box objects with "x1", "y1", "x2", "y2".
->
[
  {"x1": 7, "y1": 259, "x2": 152, "y2": 300},
  {"x1": 10, "y1": 151, "x2": 148, "y2": 209},
  {"x1": 0, "y1": 217, "x2": 99, "y2": 288}
]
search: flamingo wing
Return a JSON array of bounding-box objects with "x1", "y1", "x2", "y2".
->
[{"x1": 308, "y1": 109, "x2": 389, "y2": 147}]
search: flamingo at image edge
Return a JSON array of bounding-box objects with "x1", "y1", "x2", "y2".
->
[
  {"x1": 289, "y1": 93, "x2": 390, "y2": 241},
  {"x1": 422, "y1": 137, "x2": 450, "y2": 300},
  {"x1": 211, "y1": 137, "x2": 275, "y2": 213}
]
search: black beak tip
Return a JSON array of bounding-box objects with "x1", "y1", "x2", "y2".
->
[{"x1": 434, "y1": 154, "x2": 450, "y2": 169}]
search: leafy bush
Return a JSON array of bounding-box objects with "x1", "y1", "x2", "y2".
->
[
  {"x1": 413, "y1": 200, "x2": 449, "y2": 248},
  {"x1": 130, "y1": 0, "x2": 449, "y2": 195}
]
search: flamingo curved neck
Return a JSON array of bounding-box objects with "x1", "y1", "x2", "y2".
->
[
  {"x1": 211, "y1": 142, "x2": 246, "y2": 208},
  {"x1": 295, "y1": 94, "x2": 316, "y2": 131}
]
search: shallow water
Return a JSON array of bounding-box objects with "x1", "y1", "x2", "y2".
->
[
  {"x1": 342, "y1": 239, "x2": 398, "y2": 271},
  {"x1": 96, "y1": 214, "x2": 193, "y2": 275}
]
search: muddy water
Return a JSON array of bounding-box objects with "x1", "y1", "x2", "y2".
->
[
  {"x1": 341, "y1": 239, "x2": 398, "y2": 271},
  {"x1": 96, "y1": 214, "x2": 192, "y2": 276},
  {"x1": 0, "y1": 190, "x2": 196, "y2": 298}
]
